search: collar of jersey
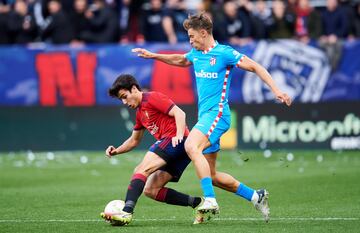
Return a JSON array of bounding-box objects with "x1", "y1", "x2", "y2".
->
[
  {"x1": 138, "y1": 92, "x2": 149, "y2": 109},
  {"x1": 202, "y1": 41, "x2": 218, "y2": 54}
]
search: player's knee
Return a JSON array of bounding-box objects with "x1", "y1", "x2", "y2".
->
[
  {"x1": 143, "y1": 186, "x2": 157, "y2": 199},
  {"x1": 143, "y1": 186, "x2": 152, "y2": 197},
  {"x1": 211, "y1": 173, "x2": 219, "y2": 186},
  {"x1": 184, "y1": 141, "x2": 198, "y2": 157},
  {"x1": 184, "y1": 140, "x2": 192, "y2": 153}
]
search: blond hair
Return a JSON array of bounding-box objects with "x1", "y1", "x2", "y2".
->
[{"x1": 183, "y1": 13, "x2": 213, "y2": 35}]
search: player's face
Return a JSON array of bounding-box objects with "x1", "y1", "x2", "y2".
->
[
  {"x1": 187, "y1": 28, "x2": 205, "y2": 50},
  {"x1": 118, "y1": 88, "x2": 139, "y2": 109}
]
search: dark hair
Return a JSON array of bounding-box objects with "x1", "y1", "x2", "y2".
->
[
  {"x1": 108, "y1": 74, "x2": 141, "y2": 98},
  {"x1": 183, "y1": 13, "x2": 213, "y2": 35}
]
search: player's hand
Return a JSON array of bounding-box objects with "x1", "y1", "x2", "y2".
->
[
  {"x1": 131, "y1": 48, "x2": 156, "y2": 59},
  {"x1": 105, "y1": 145, "x2": 117, "y2": 158},
  {"x1": 171, "y1": 135, "x2": 183, "y2": 148},
  {"x1": 275, "y1": 92, "x2": 292, "y2": 106}
]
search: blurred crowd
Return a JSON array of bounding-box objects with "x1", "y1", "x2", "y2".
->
[{"x1": 0, "y1": 0, "x2": 360, "y2": 46}]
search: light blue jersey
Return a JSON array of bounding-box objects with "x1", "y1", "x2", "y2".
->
[
  {"x1": 185, "y1": 41, "x2": 244, "y2": 117},
  {"x1": 184, "y1": 41, "x2": 245, "y2": 153}
]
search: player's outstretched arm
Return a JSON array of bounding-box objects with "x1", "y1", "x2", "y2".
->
[
  {"x1": 237, "y1": 56, "x2": 292, "y2": 106},
  {"x1": 168, "y1": 105, "x2": 186, "y2": 147},
  {"x1": 105, "y1": 129, "x2": 145, "y2": 158},
  {"x1": 132, "y1": 48, "x2": 192, "y2": 67}
]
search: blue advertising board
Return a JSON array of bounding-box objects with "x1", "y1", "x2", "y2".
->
[{"x1": 0, "y1": 40, "x2": 359, "y2": 106}]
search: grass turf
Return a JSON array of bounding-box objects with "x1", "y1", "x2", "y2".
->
[{"x1": 0, "y1": 150, "x2": 359, "y2": 232}]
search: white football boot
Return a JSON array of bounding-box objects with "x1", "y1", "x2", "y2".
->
[
  {"x1": 101, "y1": 210, "x2": 132, "y2": 226},
  {"x1": 254, "y1": 189, "x2": 270, "y2": 222},
  {"x1": 193, "y1": 197, "x2": 219, "y2": 224}
]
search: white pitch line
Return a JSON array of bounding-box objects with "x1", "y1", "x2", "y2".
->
[
  {"x1": 0, "y1": 220, "x2": 102, "y2": 223},
  {"x1": 0, "y1": 217, "x2": 358, "y2": 223},
  {"x1": 213, "y1": 217, "x2": 359, "y2": 221}
]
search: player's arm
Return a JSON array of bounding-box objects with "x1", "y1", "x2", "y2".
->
[
  {"x1": 237, "y1": 56, "x2": 292, "y2": 106},
  {"x1": 168, "y1": 105, "x2": 186, "y2": 147},
  {"x1": 105, "y1": 129, "x2": 145, "y2": 158},
  {"x1": 132, "y1": 48, "x2": 192, "y2": 67}
]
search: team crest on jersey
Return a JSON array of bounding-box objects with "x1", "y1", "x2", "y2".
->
[{"x1": 210, "y1": 57, "x2": 216, "y2": 66}]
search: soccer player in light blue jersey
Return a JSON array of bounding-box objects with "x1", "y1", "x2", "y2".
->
[{"x1": 132, "y1": 13, "x2": 292, "y2": 224}]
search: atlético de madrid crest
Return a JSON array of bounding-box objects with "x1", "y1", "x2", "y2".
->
[{"x1": 210, "y1": 56, "x2": 216, "y2": 66}]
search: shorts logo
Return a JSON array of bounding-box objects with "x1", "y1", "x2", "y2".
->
[{"x1": 210, "y1": 57, "x2": 216, "y2": 66}]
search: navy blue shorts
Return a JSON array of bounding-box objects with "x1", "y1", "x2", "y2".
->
[{"x1": 149, "y1": 137, "x2": 191, "y2": 182}]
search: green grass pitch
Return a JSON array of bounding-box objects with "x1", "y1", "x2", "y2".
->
[{"x1": 0, "y1": 150, "x2": 359, "y2": 232}]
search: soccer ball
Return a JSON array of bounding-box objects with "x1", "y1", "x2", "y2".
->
[
  {"x1": 104, "y1": 200, "x2": 125, "y2": 215},
  {"x1": 103, "y1": 200, "x2": 125, "y2": 226}
]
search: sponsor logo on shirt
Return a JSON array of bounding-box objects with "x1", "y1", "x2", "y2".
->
[
  {"x1": 148, "y1": 122, "x2": 159, "y2": 135},
  {"x1": 195, "y1": 70, "x2": 218, "y2": 79}
]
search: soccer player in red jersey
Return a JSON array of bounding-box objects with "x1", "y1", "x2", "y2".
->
[{"x1": 100, "y1": 74, "x2": 203, "y2": 226}]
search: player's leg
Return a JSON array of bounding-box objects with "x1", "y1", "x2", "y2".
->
[
  {"x1": 205, "y1": 151, "x2": 270, "y2": 222},
  {"x1": 185, "y1": 128, "x2": 212, "y2": 178},
  {"x1": 143, "y1": 170, "x2": 202, "y2": 208},
  {"x1": 108, "y1": 151, "x2": 166, "y2": 225},
  {"x1": 122, "y1": 151, "x2": 166, "y2": 214},
  {"x1": 202, "y1": 113, "x2": 270, "y2": 222},
  {"x1": 185, "y1": 124, "x2": 218, "y2": 214},
  {"x1": 205, "y1": 152, "x2": 240, "y2": 192},
  {"x1": 202, "y1": 114, "x2": 258, "y2": 200},
  {"x1": 206, "y1": 152, "x2": 255, "y2": 198},
  {"x1": 145, "y1": 138, "x2": 203, "y2": 209}
]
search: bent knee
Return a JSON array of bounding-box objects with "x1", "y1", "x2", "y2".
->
[
  {"x1": 211, "y1": 174, "x2": 219, "y2": 186},
  {"x1": 143, "y1": 187, "x2": 158, "y2": 199},
  {"x1": 143, "y1": 187, "x2": 153, "y2": 198},
  {"x1": 184, "y1": 140, "x2": 193, "y2": 154},
  {"x1": 211, "y1": 173, "x2": 230, "y2": 187},
  {"x1": 184, "y1": 141, "x2": 201, "y2": 156}
]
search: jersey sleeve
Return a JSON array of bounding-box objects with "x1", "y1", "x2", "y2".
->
[
  {"x1": 184, "y1": 48, "x2": 195, "y2": 63},
  {"x1": 133, "y1": 111, "x2": 145, "y2": 130},
  {"x1": 148, "y1": 92, "x2": 175, "y2": 115},
  {"x1": 223, "y1": 45, "x2": 245, "y2": 67}
]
